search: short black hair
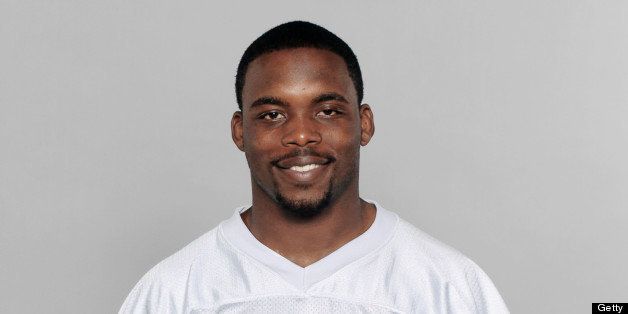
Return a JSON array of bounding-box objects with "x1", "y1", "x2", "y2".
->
[{"x1": 235, "y1": 21, "x2": 363, "y2": 109}]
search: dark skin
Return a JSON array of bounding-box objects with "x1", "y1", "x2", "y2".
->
[{"x1": 231, "y1": 48, "x2": 376, "y2": 267}]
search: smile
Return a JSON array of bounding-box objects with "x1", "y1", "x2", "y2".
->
[
  {"x1": 273, "y1": 154, "x2": 334, "y2": 184},
  {"x1": 289, "y1": 164, "x2": 321, "y2": 172},
  {"x1": 275, "y1": 162, "x2": 331, "y2": 184},
  {"x1": 275, "y1": 164, "x2": 331, "y2": 184}
]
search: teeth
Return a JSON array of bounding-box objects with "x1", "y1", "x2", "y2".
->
[{"x1": 289, "y1": 164, "x2": 321, "y2": 172}]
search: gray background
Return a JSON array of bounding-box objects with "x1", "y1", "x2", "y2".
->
[{"x1": 1, "y1": 1, "x2": 626, "y2": 313}]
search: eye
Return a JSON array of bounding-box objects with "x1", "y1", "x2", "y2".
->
[
  {"x1": 259, "y1": 111, "x2": 286, "y2": 121},
  {"x1": 317, "y1": 109, "x2": 340, "y2": 117}
]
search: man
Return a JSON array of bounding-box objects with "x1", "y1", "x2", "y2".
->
[{"x1": 120, "y1": 21, "x2": 509, "y2": 313}]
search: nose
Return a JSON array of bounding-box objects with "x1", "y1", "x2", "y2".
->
[{"x1": 281, "y1": 115, "x2": 322, "y2": 147}]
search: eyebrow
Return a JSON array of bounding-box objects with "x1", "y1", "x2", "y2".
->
[
  {"x1": 248, "y1": 92, "x2": 349, "y2": 109},
  {"x1": 248, "y1": 96, "x2": 288, "y2": 109},
  {"x1": 312, "y1": 92, "x2": 349, "y2": 105}
]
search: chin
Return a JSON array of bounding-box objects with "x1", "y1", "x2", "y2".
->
[{"x1": 275, "y1": 188, "x2": 333, "y2": 219}]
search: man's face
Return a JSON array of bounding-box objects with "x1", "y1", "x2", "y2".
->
[{"x1": 232, "y1": 48, "x2": 374, "y2": 217}]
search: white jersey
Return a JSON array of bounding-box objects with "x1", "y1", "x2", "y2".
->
[{"x1": 120, "y1": 201, "x2": 509, "y2": 313}]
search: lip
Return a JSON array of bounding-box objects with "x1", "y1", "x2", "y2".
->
[
  {"x1": 275, "y1": 156, "x2": 333, "y2": 184},
  {"x1": 274, "y1": 162, "x2": 331, "y2": 184},
  {"x1": 275, "y1": 156, "x2": 332, "y2": 169}
]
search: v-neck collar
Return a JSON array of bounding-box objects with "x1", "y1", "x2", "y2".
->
[{"x1": 219, "y1": 199, "x2": 398, "y2": 291}]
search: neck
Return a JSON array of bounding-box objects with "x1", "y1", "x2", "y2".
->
[{"x1": 242, "y1": 184, "x2": 376, "y2": 268}]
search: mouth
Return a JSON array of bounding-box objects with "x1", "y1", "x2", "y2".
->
[
  {"x1": 276, "y1": 163, "x2": 330, "y2": 183},
  {"x1": 273, "y1": 155, "x2": 334, "y2": 184},
  {"x1": 289, "y1": 164, "x2": 322, "y2": 172}
]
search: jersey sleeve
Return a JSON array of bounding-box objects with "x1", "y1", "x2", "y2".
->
[
  {"x1": 119, "y1": 279, "x2": 148, "y2": 314},
  {"x1": 119, "y1": 276, "x2": 158, "y2": 314},
  {"x1": 463, "y1": 259, "x2": 510, "y2": 314},
  {"x1": 118, "y1": 272, "x2": 184, "y2": 314}
]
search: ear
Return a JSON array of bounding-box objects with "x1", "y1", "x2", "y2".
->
[
  {"x1": 359, "y1": 104, "x2": 375, "y2": 146},
  {"x1": 231, "y1": 110, "x2": 245, "y2": 151}
]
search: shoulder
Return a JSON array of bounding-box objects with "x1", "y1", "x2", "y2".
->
[
  {"x1": 119, "y1": 227, "x2": 221, "y2": 314},
  {"x1": 391, "y1": 218, "x2": 475, "y2": 275},
  {"x1": 388, "y1": 217, "x2": 509, "y2": 313}
]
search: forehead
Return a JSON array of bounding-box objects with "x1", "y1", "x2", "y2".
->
[{"x1": 241, "y1": 48, "x2": 357, "y2": 107}]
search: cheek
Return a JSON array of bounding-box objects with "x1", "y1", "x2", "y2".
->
[
  {"x1": 243, "y1": 125, "x2": 274, "y2": 151},
  {"x1": 243, "y1": 129, "x2": 279, "y2": 169},
  {"x1": 323, "y1": 126, "x2": 361, "y2": 150}
]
